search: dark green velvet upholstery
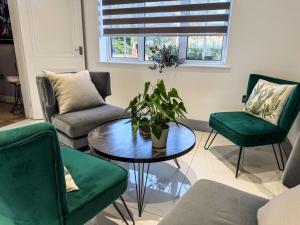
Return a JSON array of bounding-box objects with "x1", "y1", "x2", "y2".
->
[
  {"x1": 61, "y1": 147, "x2": 128, "y2": 225},
  {"x1": 0, "y1": 123, "x2": 128, "y2": 225},
  {"x1": 210, "y1": 112, "x2": 286, "y2": 147},
  {"x1": 209, "y1": 74, "x2": 300, "y2": 147}
]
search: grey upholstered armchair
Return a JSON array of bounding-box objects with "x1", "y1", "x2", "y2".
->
[
  {"x1": 36, "y1": 72, "x2": 125, "y2": 149},
  {"x1": 159, "y1": 134, "x2": 300, "y2": 225}
]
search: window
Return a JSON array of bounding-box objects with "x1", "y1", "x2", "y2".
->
[
  {"x1": 187, "y1": 36, "x2": 224, "y2": 61},
  {"x1": 144, "y1": 36, "x2": 179, "y2": 61},
  {"x1": 98, "y1": 0, "x2": 232, "y2": 65},
  {"x1": 111, "y1": 36, "x2": 138, "y2": 58}
]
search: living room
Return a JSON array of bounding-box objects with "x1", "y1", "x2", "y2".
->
[{"x1": 0, "y1": 0, "x2": 300, "y2": 225}]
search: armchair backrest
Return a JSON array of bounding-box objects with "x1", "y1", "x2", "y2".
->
[
  {"x1": 36, "y1": 72, "x2": 112, "y2": 122},
  {"x1": 283, "y1": 134, "x2": 300, "y2": 188},
  {"x1": 0, "y1": 123, "x2": 68, "y2": 225},
  {"x1": 245, "y1": 74, "x2": 300, "y2": 133}
]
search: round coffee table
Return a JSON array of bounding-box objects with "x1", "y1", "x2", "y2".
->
[{"x1": 88, "y1": 118, "x2": 196, "y2": 217}]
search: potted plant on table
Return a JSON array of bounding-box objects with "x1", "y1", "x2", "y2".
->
[{"x1": 126, "y1": 80, "x2": 187, "y2": 149}]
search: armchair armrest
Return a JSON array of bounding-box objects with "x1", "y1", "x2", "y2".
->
[{"x1": 36, "y1": 75, "x2": 58, "y2": 122}]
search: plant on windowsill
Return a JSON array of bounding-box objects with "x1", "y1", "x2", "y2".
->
[
  {"x1": 149, "y1": 45, "x2": 185, "y2": 73},
  {"x1": 125, "y1": 80, "x2": 187, "y2": 149}
]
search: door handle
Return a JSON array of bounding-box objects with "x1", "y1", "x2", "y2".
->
[{"x1": 75, "y1": 46, "x2": 83, "y2": 55}]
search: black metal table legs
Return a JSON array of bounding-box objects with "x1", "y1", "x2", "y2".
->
[
  {"x1": 173, "y1": 158, "x2": 181, "y2": 168},
  {"x1": 133, "y1": 163, "x2": 150, "y2": 217}
]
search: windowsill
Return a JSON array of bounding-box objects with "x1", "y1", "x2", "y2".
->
[{"x1": 97, "y1": 60, "x2": 231, "y2": 69}]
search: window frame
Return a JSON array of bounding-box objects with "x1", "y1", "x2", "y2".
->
[
  {"x1": 99, "y1": 0, "x2": 233, "y2": 66},
  {"x1": 103, "y1": 34, "x2": 229, "y2": 66}
]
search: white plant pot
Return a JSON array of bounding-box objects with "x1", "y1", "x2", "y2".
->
[{"x1": 151, "y1": 126, "x2": 169, "y2": 149}]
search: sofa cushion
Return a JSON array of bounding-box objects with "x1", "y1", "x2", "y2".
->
[
  {"x1": 64, "y1": 166, "x2": 79, "y2": 192},
  {"x1": 61, "y1": 147, "x2": 128, "y2": 225},
  {"x1": 43, "y1": 70, "x2": 105, "y2": 114},
  {"x1": 244, "y1": 79, "x2": 295, "y2": 125},
  {"x1": 209, "y1": 112, "x2": 285, "y2": 147},
  {"x1": 257, "y1": 185, "x2": 300, "y2": 225},
  {"x1": 52, "y1": 104, "x2": 125, "y2": 138},
  {"x1": 159, "y1": 180, "x2": 268, "y2": 225}
]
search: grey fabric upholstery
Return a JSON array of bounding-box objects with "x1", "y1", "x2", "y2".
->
[
  {"x1": 159, "y1": 180, "x2": 268, "y2": 225},
  {"x1": 36, "y1": 75, "x2": 58, "y2": 122},
  {"x1": 282, "y1": 134, "x2": 300, "y2": 188},
  {"x1": 36, "y1": 72, "x2": 124, "y2": 149},
  {"x1": 51, "y1": 104, "x2": 124, "y2": 138},
  {"x1": 56, "y1": 131, "x2": 88, "y2": 149},
  {"x1": 36, "y1": 72, "x2": 112, "y2": 123},
  {"x1": 90, "y1": 72, "x2": 111, "y2": 100}
]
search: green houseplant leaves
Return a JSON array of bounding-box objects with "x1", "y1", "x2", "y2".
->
[
  {"x1": 149, "y1": 45, "x2": 185, "y2": 73},
  {"x1": 125, "y1": 80, "x2": 187, "y2": 139}
]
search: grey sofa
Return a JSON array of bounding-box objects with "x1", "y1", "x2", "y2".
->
[
  {"x1": 36, "y1": 72, "x2": 125, "y2": 149},
  {"x1": 159, "y1": 135, "x2": 300, "y2": 225}
]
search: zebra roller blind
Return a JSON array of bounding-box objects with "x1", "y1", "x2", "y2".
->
[{"x1": 100, "y1": 0, "x2": 232, "y2": 36}]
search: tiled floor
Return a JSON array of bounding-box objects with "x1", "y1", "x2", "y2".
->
[
  {"x1": 0, "y1": 102, "x2": 25, "y2": 128},
  {"x1": 86, "y1": 131, "x2": 286, "y2": 225},
  {"x1": 0, "y1": 120, "x2": 287, "y2": 225}
]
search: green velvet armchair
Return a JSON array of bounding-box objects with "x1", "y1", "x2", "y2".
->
[
  {"x1": 205, "y1": 74, "x2": 300, "y2": 178},
  {"x1": 0, "y1": 123, "x2": 134, "y2": 225}
]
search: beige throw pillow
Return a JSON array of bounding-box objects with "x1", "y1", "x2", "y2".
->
[
  {"x1": 257, "y1": 185, "x2": 300, "y2": 225},
  {"x1": 244, "y1": 79, "x2": 295, "y2": 125},
  {"x1": 64, "y1": 166, "x2": 79, "y2": 192},
  {"x1": 43, "y1": 70, "x2": 105, "y2": 114}
]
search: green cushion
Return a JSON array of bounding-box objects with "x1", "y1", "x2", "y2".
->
[
  {"x1": 61, "y1": 147, "x2": 128, "y2": 225},
  {"x1": 209, "y1": 112, "x2": 286, "y2": 147}
]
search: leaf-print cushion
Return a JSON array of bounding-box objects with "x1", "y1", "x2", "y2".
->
[{"x1": 244, "y1": 79, "x2": 296, "y2": 125}]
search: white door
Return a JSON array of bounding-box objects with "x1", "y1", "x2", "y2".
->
[{"x1": 9, "y1": 0, "x2": 85, "y2": 119}]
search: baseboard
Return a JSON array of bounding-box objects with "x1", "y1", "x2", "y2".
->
[
  {"x1": 177, "y1": 118, "x2": 211, "y2": 132},
  {"x1": 0, "y1": 95, "x2": 14, "y2": 103},
  {"x1": 180, "y1": 118, "x2": 293, "y2": 159}
]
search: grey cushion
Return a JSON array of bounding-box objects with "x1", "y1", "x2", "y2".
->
[
  {"x1": 52, "y1": 104, "x2": 125, "y2": 138},
  {"x1": 283, "y1": 134, "x2": 300, "y2": 188},
  {"x1": 158, "y1": 180, "x2": 268, "y2": 225}
]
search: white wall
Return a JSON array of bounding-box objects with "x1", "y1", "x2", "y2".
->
[{"x1": 83, "y1": 0, "x2": 300, "y2": 144}]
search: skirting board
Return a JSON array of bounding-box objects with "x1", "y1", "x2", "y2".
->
[
  {"x1": 0, "y1": 95, "x2": 15, "y2": 103},
  {"x1": 179, "y1": 118, "x2": 293, "y2": 159}
]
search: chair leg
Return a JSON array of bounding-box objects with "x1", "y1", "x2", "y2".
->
[
  {"x1": 272, "y1": 144, "x2": 285, "y2": 171},
  {"x1": 204, "y1": 129, "x2": 218, "y2": 150},
  {"x1": 113, "y1": 202, "x2": 129, "y2": 225},
  {"x1": 236, "y1": 147, "x2": 243, "y2": 178},
  {"x1": 278, "y1": 144, "x2": 285, "y2": 170},
  {"x1": 120, "y1": 196, "x2": 135, "y2": 225}
]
